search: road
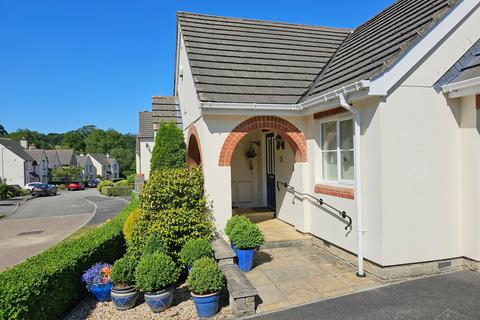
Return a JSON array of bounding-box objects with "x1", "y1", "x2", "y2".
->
[
  {"x1": 0, "y1": 189, "x2": 128, "y2": 271},
  {"x1": 253, "y1": 270, "x2": 480, "y2": 320}
]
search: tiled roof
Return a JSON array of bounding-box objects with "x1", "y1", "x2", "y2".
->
[
  {"x1": 55, "y1": 149, "x2": 76, "y2": 166},
  {"x1": 45, "y1": 150, "x2": 59, "y2": 169},
  {"x1": 138, "y1": 111, "x2": 153, "y2": 138},
  {"x1": 304, "y1": 0, "x2": 458, "y2": 100},
  {"x1": 177, "y1": 0, "x2": 459, "y2": 104},
  {"x1": 89, "y1": 153, "x2": 110, "y2": 166},
  {"x1": 76, "y1": 155, "x2": 89, "y2": 167},
  {"x1": 0, "y1": 138, "x2": 34, "y2": 161},
  {"x1": 177, "y1": 12, "x2": 351, "y2": 104},
  {"x1": 25, "y1": 149, "x2": 46, "y2": 164},
  {"x1": 452, "y1": 55, "x2": 480, "y2": 83},
  {"x1": 152, "y1": 96, "x2": 182, "y2": 129}
]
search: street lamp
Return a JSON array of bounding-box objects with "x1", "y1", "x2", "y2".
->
[{"x1": 1, "y1": 146, "x2": 11, "y2": 184}]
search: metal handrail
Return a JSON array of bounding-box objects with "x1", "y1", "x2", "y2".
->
[{"x1": 276, "y1": 181, "x2": 352, "y2": 230}]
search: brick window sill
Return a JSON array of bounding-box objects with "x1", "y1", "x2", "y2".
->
[{"x1": 314, "y1": 184, "x2": 354, "y2": 199}]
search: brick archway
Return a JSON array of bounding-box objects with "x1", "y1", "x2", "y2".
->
[
  {"x1": 218, "y1": 116, "x2": 307, "y2": 166},
  {"x1": 187, "y1": 125, "x2": 202, "y2": 169}
]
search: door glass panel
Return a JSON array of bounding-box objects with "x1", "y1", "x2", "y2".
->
[
  {"x1": 322, "y1": 151, "x2": 337, "y2": 180},
  {"x1": 341, "y1": 150, "x2": 354, "y2": 180},
  {"x1": 340, "y1": 120, "x2": 353, "y2": 150},
  {"x1": 322, "y1": 122, "x2": 337, "y2": 150}
]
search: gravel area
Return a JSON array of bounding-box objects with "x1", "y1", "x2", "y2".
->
[{"x1": 66, "y1": 283, "x2": 233, "y2": 320}]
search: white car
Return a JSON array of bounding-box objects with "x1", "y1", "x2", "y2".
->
[{"x1": 24, "y1": 182, "x2": 42, "y2": 192}]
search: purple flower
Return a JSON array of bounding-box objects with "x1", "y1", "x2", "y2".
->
[{"x1": 81, "y1": 263, "x2": 112, "y2": 286}]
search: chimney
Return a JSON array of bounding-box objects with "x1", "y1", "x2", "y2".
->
[{"x1": 20, "y1": 138, "x2": 28, "y2": 149}]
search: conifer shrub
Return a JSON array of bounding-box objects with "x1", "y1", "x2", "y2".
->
[{"x1": 150, "y1": 122, "x2": 186, "y2": 170}]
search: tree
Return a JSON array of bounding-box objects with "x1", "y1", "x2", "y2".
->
[
  {"x1": 52, "y1": 166, "x2": 83, "y2": 183},
  {"x1": 61, "y1": 130, "x2": 86, "y2": 152},
  {"x1": 110, "y1": 147, "x2": 135, "y2": 177},
  {"x1": 0, "y1": 124, "x2": 7, "y2": 135},
  {"x1": 150, "y1": 122, "x2": 186, "y2": 170}
]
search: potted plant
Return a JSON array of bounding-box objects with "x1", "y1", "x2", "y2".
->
[
  {"x1": 229, "y1": 219, "x2": 264, "y2": 272},
  {"x1": 224, "y1": 215, "x2": 250, "y2": 251},
  {"x1": 179, "y1": 238, "x2": 213, "y2": 272},
  {"x1": 110, "y1": 255, "x2": 139, "y2": 310},
  {"x1": 134, "y1": 252, "x2": 180, "y2": 313},
  {"x1": 81, "y1": 262, "x2": 113, "y2": 302},
  {"x1": 187, "y1": 257, "x2": 225, "y2": 318}
]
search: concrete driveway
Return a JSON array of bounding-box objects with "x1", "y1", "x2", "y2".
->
[
  {"x1": 0, "y1": 189, "x2": 128, "y2": 271},
  {"x1": 253, "y1": 270, "x2": 480, "y2": 320}
]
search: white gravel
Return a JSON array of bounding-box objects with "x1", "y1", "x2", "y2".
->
[{"x1": 66, "y1": 283, "x2": 233, "y2": 320}]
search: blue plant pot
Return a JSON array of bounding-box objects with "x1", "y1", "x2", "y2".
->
[
  {"x1": 192, "y1": 291, "x2": 220, "y2": 318},
  {"x1": 187, "y1": 266, "x2": 193, "y2": 273},
  {"x1": 144, "y1": 287, "x2": 174, "y2": 313},
  {"x1": 111, "y1": 285, "x2": 139, "y2": 310},
  {"x1": 88, "y1": 283, "x2": 113, "y2": 302},
  {"x1": 236, "y1": 248, "x2": 255, "y2": 272}
]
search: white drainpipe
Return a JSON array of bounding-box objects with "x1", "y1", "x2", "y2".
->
[{"x1": 338, "y1": 93, "x2": 365, "y2": 277}]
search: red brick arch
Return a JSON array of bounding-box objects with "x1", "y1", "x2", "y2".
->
[
  {"x1": 218, "y1": 116, "x2": 307, "y2": 166},
  {"x1": 187, "y1": 125, "x2": 202, "y2": 169}
]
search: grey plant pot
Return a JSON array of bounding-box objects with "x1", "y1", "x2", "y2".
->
[
  {"x1": 144, "y1": 287, "x2": 174, "y2": 313},
  {"x1": 111, "y1": 285, "x2": 139, "y2": 311}
]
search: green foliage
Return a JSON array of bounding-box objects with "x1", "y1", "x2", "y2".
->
[
  {"x1": 129, "y1": 168, "x2": 213, "y2": 258},
  {"x1": 110, "y1": 255, "x2": 138, "y2": 286},
  {"x1": 97, "y1": 180, "x2": 113, "y2": 191},
  {"x1": 126, "y1": 173, "x2": 135, "y2": 184},
  {"x1": 134, "y1": 252, "x2": 180, "y2": 292},
  {"x1": 61, "y1": 130, "x2": 87, "y2": 152},
  {"x1": 142, "y1": 234, "x2": 170, "y2": 257},
  {"x1": 0, "y1": 199, "x2": 138, "y2": 320},
  {"x1": 114, "y1": 179, "x2": 129, "y2": 186},
  {"x1": 123, "y1": 208, "x2": 141, "y2": 244},
  {"x1": 101, "y1": 186, "x2": 132, "y2": 197},
  {"x1": 0, "y1": 184, "x2": 21, "y2": 200},
  {"x1": 187, "y1": 258, "x2": 224, "y2": 295},
  {"x1": 150, "y1": 122, "x2": 186, "y2": 170},
  {"x1": 52, "y1": 166, "x2": 83, "y2": 184},
  {"x1": 179, "y1": 238, "x2": 213, "y2": 267},
  {"x1": 224, "y1": 215, "x2": 250, "y2": 237},
  {"x1": 229, "y1": 219, "x2": 264, "y2": 249},
  {"x1": 0, "y1": 124, "x2": 7, "y2": 135}
]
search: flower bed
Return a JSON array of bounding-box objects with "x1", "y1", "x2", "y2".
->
[{"x1": 0, "y1": 199, "x2": 138, "y2": 320}]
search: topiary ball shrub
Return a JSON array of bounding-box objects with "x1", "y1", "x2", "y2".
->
[
  {"x1": 179, "y1": 238, "x2": 213, "y2": 267},
  {"x1": 150, "y1": 122, "x2": 186, "y2": 170},
  {"x1": 97, "y1": 180, "x2": 113, "y2": 191},
  {"x1": 129, "y1": 168, "x2": 213, "y2": 258},
  {"x1": 123, "y1": 208, "x2": 142, "y2": 243},
  {"x1": 187, "y1": 257, "x2": 224, "y2": 295},
  {"x1": 229, "y1": 219, "x2": 264, "y2": 250},
  {"x1": 224, "y1": 215, "x2": 250, "y2": 237},
  {"x1": 142, "y1": 234, "x2": 170, "y2": 257},
  {"x1": 135, "y1": 252, "x2": 180, "y2": 293},
  {"x1": 111, "y1": 255, "x2": 138, "y2": 287}
]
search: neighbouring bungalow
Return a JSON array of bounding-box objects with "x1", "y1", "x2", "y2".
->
[
  {"x1": 136, "y1": 96, "x2": 183, "y2": 180},
  {"x1": 139, "y1": 0, "x2": 480, "y2": 280},
  {"x1": 77, "y1": 154, "x2": 97, "y2": 181},
  {"x1": 0, "y1": 138, "x2": 36, "y2": 187}
]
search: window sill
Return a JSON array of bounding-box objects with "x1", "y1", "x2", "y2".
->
[{"x1": 314, "y1": 183, "x2": 354, "y2": 199}]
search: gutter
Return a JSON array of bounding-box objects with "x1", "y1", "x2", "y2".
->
[
  {"x1": 338, "y1": 93, "x2": 366, "y2": 278},
  {"x1": 199, "y1": 80, "x2": 372, "y2": 115},
  {"x1": 442, "y1": 77, "x2": 480, "y2": 98}
]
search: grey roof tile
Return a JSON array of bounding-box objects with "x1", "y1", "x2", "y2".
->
[
  {"x1": 89, "y1": 153, "x2": 110, "y2": 166},
  {"x1": 55, "y1": 149, "x2": 77, "y2": 166},
  {"x1": 151, "y1": 96, "x2": 182, "y2": 127},
  {"x1": 138, "y1": 111, "x2": 153, "y2": 138},
  {"x1": 25, "y1": 149, "x2": 46, "y2": 164},
  {"x1": 0, "y1": 138, "x2": 34, "y2": 161}
]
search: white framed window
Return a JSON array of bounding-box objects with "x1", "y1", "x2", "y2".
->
[{"x1": 320, "y1": 118, "x2": 354, "y2": 184}]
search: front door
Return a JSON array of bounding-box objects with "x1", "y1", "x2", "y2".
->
[{"x1": 266, "y1": 133, "x2": 276, "y2": 211}]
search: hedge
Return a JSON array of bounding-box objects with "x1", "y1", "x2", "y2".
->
[
  {"x1": 101, "y1": 186, "x2": 133, "y2": 197},
  {"x1": 0, "y1": 199, "x2": 139, "y2": 320}
]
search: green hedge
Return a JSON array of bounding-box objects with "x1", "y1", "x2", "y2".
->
[
  {"x1": 0, "y1": 199, "x2": 139, "y2": 320},
  {"x1": 101, "y1": 186, "x2": 133, "y2": 197}
]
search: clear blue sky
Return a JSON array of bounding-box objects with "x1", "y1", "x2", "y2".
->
[{"x1": 0, "y1": 0, "x2": 393, "y2": 134}]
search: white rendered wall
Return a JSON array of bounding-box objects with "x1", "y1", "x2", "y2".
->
[{"x1": 1, "y1": 149, "x2": 26, "y2": 187}]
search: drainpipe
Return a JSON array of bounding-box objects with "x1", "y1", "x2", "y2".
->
[{"x1": 338, "y1": 93, "x2": 366, "y2": 277}]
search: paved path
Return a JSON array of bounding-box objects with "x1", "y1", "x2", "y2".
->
[
  {"x1": 253, "y1": 270, "x2": 480, "y2": 320},
  {"x1": 0, "y1": 189, "x2": 127, "y2": 271}
]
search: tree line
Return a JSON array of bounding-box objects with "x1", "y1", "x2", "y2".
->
[{"x1": 0, "y1": 125, "x2": 135, "y2": 177}]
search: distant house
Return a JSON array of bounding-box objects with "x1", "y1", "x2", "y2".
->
[
  {"x1": 55, "y1": 149, "x2": 77, "y2": 167},
  {"x1": 136, "y1": 97, "x2": 182, "y2": 180},
  {"x1": 108, "y1": 158, "x2": 120, "y2": 179},
  {"x1": 25, "y1": 149, "x2": 49, "y2": 184},
  {"x1": 45, "y1": 150, "x2": 61, "y2": 170},
  {"x1": 89, "y1": 153, "x2": 113, "y2": 179},
  {"x1": 0, "y1": 138, "x2": 36, "y2": 187},
  {"x1": 77, "y1": 155, "x2": 97, "y2": 181}
]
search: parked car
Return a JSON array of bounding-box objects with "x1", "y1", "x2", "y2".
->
[
  {"x1": 31, "y1": 184, "x2": 50, "y2": 197},
  {"x1": 87, "y1": 180, "x2": 98, "y2": 188},
  {"x1": 24, "y1": 182, "x2": 42, "y2": 193},
  {"x1": 67, "y1": 182, "x2": 84, "y2": 191}
]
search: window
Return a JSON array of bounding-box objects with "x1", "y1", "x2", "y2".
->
[{"x1": 321, "y1": 119, "x2": 354, "y2": 183}]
